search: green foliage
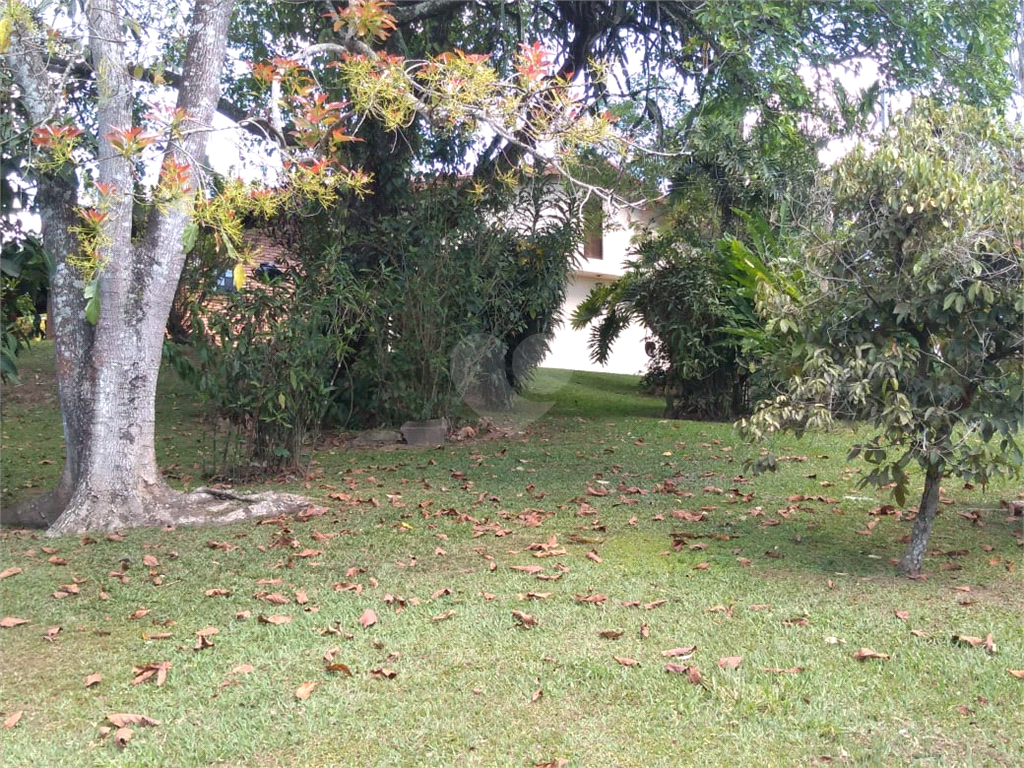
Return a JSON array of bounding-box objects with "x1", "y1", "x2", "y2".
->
[
  {"x1": 741, "y1": 102, "x2": 1024, "y2": 507},
  {"x1": 574, "y1": 235, "x2": 755, "y2": 420},
  {"x1": 573, "y1": 114, "x2": 818, "y2": 420},
  {"x1": 168, "y1": 253, "x2": 368, "y2": 475},
  {"x1": 334, "y1": 178, "x2": 578, "y2": 424}
]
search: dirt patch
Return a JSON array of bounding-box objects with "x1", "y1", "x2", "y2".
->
[{"x1": 1, "y1": 370, "x2": 59, "y2": 410}]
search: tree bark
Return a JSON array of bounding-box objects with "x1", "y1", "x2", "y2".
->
[
  {"x1": 898, "y1": 460, "x2": 945, "y2": 576},
  {"x1": 3, "y1": 0, "x2": 244, "y2": 534}
]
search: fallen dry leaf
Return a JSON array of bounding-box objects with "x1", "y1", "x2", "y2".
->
[
  {"x1": 585, "y1": 550, "x2": 603, "y2": 563},
  {"x1": 0, "y1": 617, "x2": 30, "y2": 629},
  {"x1": 369, "y1": 667, "x2": 397, "y2": 679},
  {"x1": 661, "y1": 646, "x2": 698, "y2": 659},
  {"x1": 257, "y1": 614, "x2": 291, "y2": 625},
  {"x1": 107, "y1": 713, "x2": 160, "y2": 728},
  {"x1": 511, "y1": 610, "x2": 538, "y2": 628},
  {"x1": 764, "y1": 666, "x2": 805, "y2": 674},
  {"x1": 1007, "y1": 669, "x2": 1024, "y2": 679},
  {"x1": 614, "y1": 656, "x2": 639, "y2": 667},
  {"x1": 718, "y1": 656, "x2": 743, "y2": 670},
  {"x1": 510, "y1": 565, "x2": 545, "y2": 575},
  {"x1": 664, "y1": 663, "x2": 705, "y2": 686},
  {"x1": 894, "y1": 609, "x2": 910, "y2": 621},
  {"x1": 533, "y1": 759, "x2": 567, "y2": 768},
  {"x1": 3, "y1": 711, "x2": 23, "y2": 729},
  {"x1": 431, "y1": 610, "x2": 455, "y2": 622},
  {"x1": 326, "y1": 663, "x2": 353, "y2": 676},
  {"x1": 644, "y1": 599, "x2": 667, "y2": 610},
  {"x1": 42, "y1": 626, "x2": 61, "y2": 641},
  {"x1": 260, "y1": 592, "x2": 291, "y2": 605},
  {"x1": 358, "y1": 609, "x2": 378, "y2": 629},
  {"x1": 598, "y1": 629, "x2": 624, "y2": 639},
  {"x1": 736, "y1": 557, "x2": 752, "y2": 567},
  {"x1": 531, "y1": 688, "x2": 543, "y2": 703},
  {"x1": 952, "y1": 633, "x2": 986, "y2": 648},
  {"x1": 294, "y1": 681, "x2": 317, "y2": 700},
  {"x1": 131, "y1": 661, "x2": 171, "y2": 686},
  {"x1": 114, "y1": 727, "x2": 133, "y2": 749},
  {"x1": 85, "y1": 673, "x2": 102, "y2": 688},
  {"x1": 640, "y1": 622, "x2": 650, "y2": 639},
  {"x1": 693, "y1": 562, "x2": 710, "y2": 571},
  {"x1": 231, "y1": 664, "x2": 254, "y2": 675},
  {"x1": 294, "y1": 589, "x2": 309, "y2": 605},
  {"x1": 574, "y1": 593, "x2": 607, "y2": 604},
  {"x1": 128, "y1": 609, "x2": 151, "y2": 620},
  {"x1": 984, "y1": 633, "x2": 998, "y2": 654},
  {"x1": 204, "y1": 588, "x2": 231, "y2": 597},
  {"x1": 142, "y1": 632, "x2": 172, "y2": 640},
  {"x1": 748, "y1": 603, "x2": 772, "y2": 612},
  {"x1": 142, "y1": 555, "x2": 159, "y2": 568},
  {"x1": 852, "y1": 648, "x2": 890, "y2": 661},
  {"x1": 194, "y1": 635, "x2": 214, "y2": 651},
  {"x1": 0, "y1": 567, "x2": 23, "y2": 580}
]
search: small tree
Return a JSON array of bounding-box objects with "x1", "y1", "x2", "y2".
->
[{"x1": 740, "y1": 103, "x2": 1024, "y2": 575}]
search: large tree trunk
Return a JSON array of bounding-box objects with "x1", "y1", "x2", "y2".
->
[
  {"x1": 3, "y1": 0, "x2": 246, "y2": 534},
  {"x1": 898, "y1": 460, "x2": 945, "y2": 576}
]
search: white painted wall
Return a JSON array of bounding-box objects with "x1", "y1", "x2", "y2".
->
[{"x1": 544, "y1": 204, "x2": 656, "y2": 376}]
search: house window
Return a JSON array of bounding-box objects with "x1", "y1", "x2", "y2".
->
[{"x1": 583, "y1": 198, "x2": 603, "y2": 260}]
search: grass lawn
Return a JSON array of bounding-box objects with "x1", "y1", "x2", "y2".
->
[{"x1": 1, "y1": 343, "x2": 1022, "y2": 767}]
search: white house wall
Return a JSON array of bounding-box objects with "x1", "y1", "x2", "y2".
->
[{"x1": 543, "y1": 204, "x2": 655, "y2": 376}]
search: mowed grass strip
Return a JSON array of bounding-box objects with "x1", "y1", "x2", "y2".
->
[{"x1": 1, "y1": 344, "x2": 1021, "y2": 767}]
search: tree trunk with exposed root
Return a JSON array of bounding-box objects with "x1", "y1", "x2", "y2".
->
[{"x1": 0, "y1": 0, "x2": 311, "y2": 534}]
